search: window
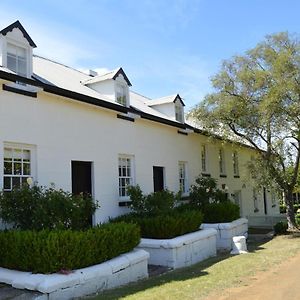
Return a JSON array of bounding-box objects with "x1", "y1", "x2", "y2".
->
[
  {"x1": 201, "y1": 145, "x2": 207, "y2": 172},
  {"x1": 3, "y1": 146, "x2": 32, "y2": 191},
  {"x1": 250, "y1": 155, "x2": 256, "y2": 179},
  {"x1": 179, "y1": 162, "x2": 188, "y2": 194},
  {"x1": 116, "y1": 84, "x2": 127, "y2": 106},
  {"x1": 219, "y1": 148, "x2": 226, "y2": 174},
  {"x1": 233, "y1": 151, "x2": 239, "y2": 176},
  {"x1": 7, "y1": 43, "x2": 27, "y2": 77},
  {"x1": 271, "y1": 192, "x2": 277, "y2": 207},
  {"x1": 118, "y1": 155, "x2": 134, "y2": 198},
  {"x1": 253, "y1": 188, "x2": 259, "y2": 212},
  {"x1": 175, "y1": 102, "x2": 184, "y2": 123}
]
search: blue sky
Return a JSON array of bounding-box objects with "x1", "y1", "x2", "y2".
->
[{"x1": 0, "y1": 0, "x2": 300, "y2": 109}]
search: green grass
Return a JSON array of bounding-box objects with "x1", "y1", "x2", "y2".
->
[{"x1": 89, "y1": 235, "x2": 300, "y2": 300}]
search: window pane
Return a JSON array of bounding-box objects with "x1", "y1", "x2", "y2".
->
[
  {"x1": 23, "y1": 163, "x2": 31, "y2": 175},
  {"x1": 14, "y1": 149, "x2": 22, "y2": 159},
  {"x1": 12, "y1": 177, "x2": 21, "y2": 189},
  {"x1": 4, "y1": 148, "x2": 12, "y2": 160},
  {"x1": 18, "y1": 58, "x2": 27, "y2": 77},
  {"x1": 17, "y1": 47, "x2": 26, "y2": 58},
  {"x1": 4, "y1": 177, "x2": 11, "y2": 190},
  {"x1": 14, "y1": 163, "x2": 22, "y2": 175},
  {"x1": 23, "y1": 150, "x2": 30, "y2": 162},
  {"x1": 7, "y1": 55, "x2": 17, "y2": 73},
  {"x1": 4, "y1": 161, "x2": 12, "y2": 174}
]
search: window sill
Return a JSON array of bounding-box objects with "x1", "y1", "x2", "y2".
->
[
  {"x1": 118, "y1": 201, "x2": 131, "y2": 207},
  {"x1": 3, "y1": 83, "x2": 37, "y2": 98},
  {"x1": 219, "y1": 174, "x2": 227, "y2": 178},
  {"x1": 234, "y1": 175, "x2": 240, "y2": 178},
  {"x1": 117, "y1": 114, "x2": 135, "y2": 122},
  {"x1": 201, "y1": 173, "x2": 211, "y2": 177}
]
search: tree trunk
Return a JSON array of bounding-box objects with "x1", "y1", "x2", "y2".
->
[{"x1": 284, "y1": 189, "x2": 298, "y2": 230}]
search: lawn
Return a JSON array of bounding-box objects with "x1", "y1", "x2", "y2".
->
[{"x1": 89, "y1": 235, "x2": 300, "y2": 300}]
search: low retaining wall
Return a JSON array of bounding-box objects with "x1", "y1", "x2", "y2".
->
[
  {"x1": 200, "y1": 218, "x2": 248, "y2": 251},
  {"x1": 0, "y1": 249, "x2": 149, "y2": 300},
  {"x1": 136, "y1": 229, "x2": 217, "y2": 269}
]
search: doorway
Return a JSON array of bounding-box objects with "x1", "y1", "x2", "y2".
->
[
  {"x1": 233, "y1": 190, "x2": 242, "y2": 216},
  {"x1": 263, "y1": 187, "x2": 268, "y2": 215},
  {"x1": 71, "y1": 161, "x2": 92, "y2": 195},
  {"x1": 153, "y1": 166, "x2": 164, "y2": 192}
]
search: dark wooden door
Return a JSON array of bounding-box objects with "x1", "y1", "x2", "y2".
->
[
  {"x1": 153, "y1": 166, "x2": 164, "y2": 192},
  {"x1": 263, "y1": 187, "x2": 268, "y2": 215},
  {"x1": 71, "y1": 161, "x2": 92, "y2": 195}
]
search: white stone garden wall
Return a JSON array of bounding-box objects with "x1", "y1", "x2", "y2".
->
[
  {"x1": 136, "y1": 228, "x2": 217, "y2": 269},
  {"x1": 200, "y1": 218, "x2": 248, "y2": 251},
  {"x1": 0, "y1": 249, "x2": 149, "y2": 300}
]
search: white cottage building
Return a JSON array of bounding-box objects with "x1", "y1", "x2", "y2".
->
[{"x1": 0, "y1": 21, "x2": 282, "y2": 226}]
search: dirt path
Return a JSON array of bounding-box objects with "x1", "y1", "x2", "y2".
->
[{"x1": 205, "y1": 252, "x2": 300, "y2": 300}]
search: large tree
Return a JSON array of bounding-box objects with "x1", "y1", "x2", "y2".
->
[{"x1": 190, "y1": 32, "x2": 300, "y2": 229}]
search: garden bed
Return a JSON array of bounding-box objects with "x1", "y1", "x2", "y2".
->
[
  {"x1": 200, "y1": 218, "x2": 248, "y2": 251},
  {"x1": 136, "y1": 228, "x2": 217, "y2": 269},
  {"x1": 0, "y1": 249, "x2": 149, "y2": 299}
]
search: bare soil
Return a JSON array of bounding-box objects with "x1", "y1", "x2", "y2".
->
[{"x1": 205, "y1": 251, "x2": 300, "y2": 300}]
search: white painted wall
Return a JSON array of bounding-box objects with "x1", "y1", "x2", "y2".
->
[
  {"x1": 0, "y1": 80, "x2": 280, "y2": 223},
  {"x1": 86, "y1": 79, "x2": 115, "y2": 101}
]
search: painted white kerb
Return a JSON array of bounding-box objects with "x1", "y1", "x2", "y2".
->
[
  {"x1": 136, "y1": 228, "x2": 217, "y2": 269},
  {"x1": 200, "y1": 218, "x2": 248, "y2": 251},
  {"x1": 0, "y1": 249, "x2": 149, "y2": 299}
]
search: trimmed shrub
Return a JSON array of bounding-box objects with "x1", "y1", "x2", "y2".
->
[
  {"x1": 0, "y1": 185, "x2": 98, "y2": 230},
  {"x1": 189, "y1": 176, "x2": 228, "y2": 209},
  {"x1": 202, "y1": 201, "x2": 240, "y2": 223},
  {"x1": 274, "y1": 221, "x2": 288, "y2": 235},
  {"x1": 127, "y1": 185, "x2": 180, "y2": 215},
  {"x1": 111, "y1": 210, "x2": 203, "y2": 239},
  {"x1": 0, "y1": 222, "x2": 140, "y2": 274},
  {"x1": 296, "y1": 214, "x2": 300, "y2": 226}
]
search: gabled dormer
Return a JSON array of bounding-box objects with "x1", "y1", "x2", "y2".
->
[
  {"x1": 146, "y1": 94, "x2": 185, "y2": 123},
  {"x1": 83, "y1": 67, "x2": 132, "y2": 107},
  {"x1": 0, "y1": 21, "x2": 36, "y2": 78}
]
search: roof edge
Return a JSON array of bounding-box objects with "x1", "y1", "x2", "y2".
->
[{"x1": 0, "y1": 20, "x2": 37, "y2": 48}]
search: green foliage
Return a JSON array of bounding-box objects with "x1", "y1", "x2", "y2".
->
[
  {"x1": 127, "y1": 185, "x2": 180, "y2": 215},
  {"x1": 0, "y1": 222, "x2": 140, "y2": 273},
  {"x1": 189, "y1": 32, "x2": 300, "y2": 228},
  {"x1": 0, "y1": 185, "x2": 98, "y2": 230},
  {"x1": 189, "y1": 176, "x2": 228, "y2": 209},
  {"x1": 202, "y1": 201, "x2": 240, "y2": 223},
  {"x1": 279, "y1": 203, "x2": 300, "y2": 214},
  {"x1": 274, "y1": 221, "x2": 288, "y2": 235},
  {"x1": 111, "y1": 210, "x2": 203, "y2": 239}
]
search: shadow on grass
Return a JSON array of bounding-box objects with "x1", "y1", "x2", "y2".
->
[{"x1": 89, "y1": 238, "x2": 271, "y2": 300}]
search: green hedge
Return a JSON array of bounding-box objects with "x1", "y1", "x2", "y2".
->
[
  {"x1": 0, "y1": 222, "x2": 140, "y2": 274},
  {"x1": 273, "y1": 221, "x2": 288, "y2": 235},
  {"x1": 203, "y1": 201, "x2": 240, "y2": 223},
  {"x1": 0, "y1": 185, "x2": 98, "y2": 230},
  {"x1": 111, "y1": 210, "x2": 203, "y2": 239}
]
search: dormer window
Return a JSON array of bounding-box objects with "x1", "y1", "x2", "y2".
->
[
  {"x1": 116, "y1": 84, "x2": 127, "y2": 106},
  {"x1": 175, "y1": 101, "x2": 184, "y2": 123},
  {"x1": 0, "y1": 21, "x2": 36, "y2": 79},
  {"x1": 7, "y1": 43, "x2": 27, "y2": 77}
]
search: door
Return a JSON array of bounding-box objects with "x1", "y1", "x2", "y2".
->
[
  {"x1": 71, "y1": 161, "x2": 93, "y2": 226},
  {"x1": 153, "y1": 166, "x2": 164, "y2": 192},
  {"x1": 233, "y1": 190, "x2": 242, "y2": 216},
  {"x1": 71, "y1": 161, "x2": 92, "y2": 195},
  {"x1": 263, "y1": 187, "x2": 268, "y2": 215}
]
